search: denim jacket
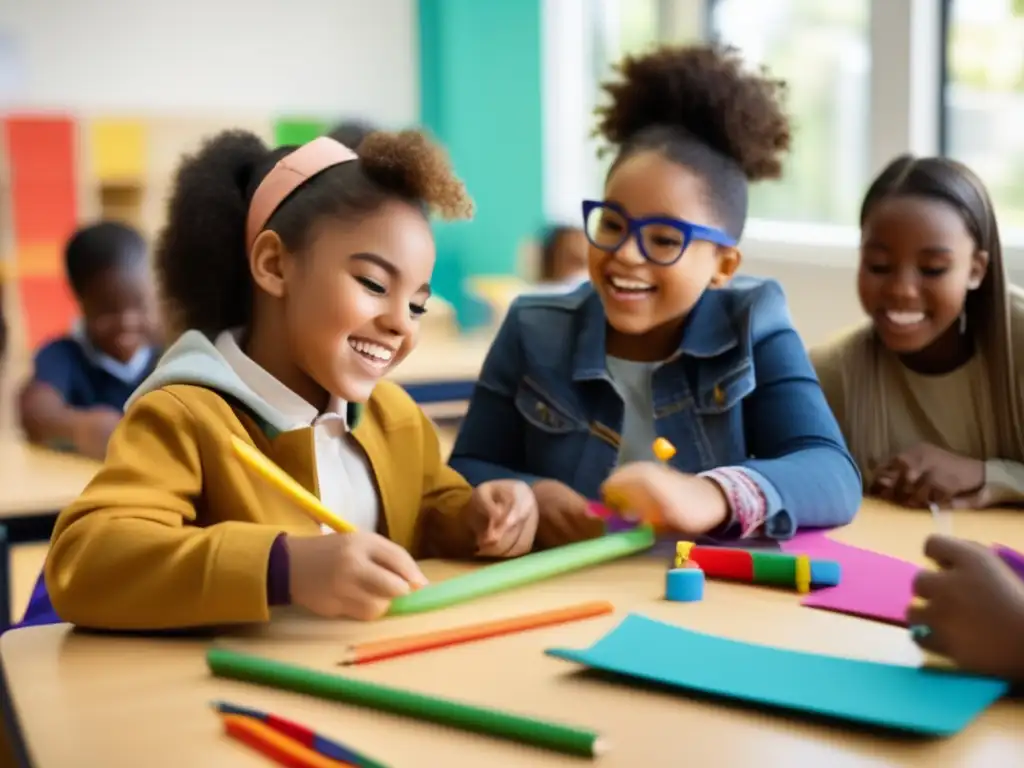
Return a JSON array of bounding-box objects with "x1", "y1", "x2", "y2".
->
[{"x1": 449, "y1": 278, "x2": 862, "y2": 538}]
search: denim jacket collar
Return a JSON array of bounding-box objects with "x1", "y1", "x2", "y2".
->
[{"x1": 571, "y1": 288, "x2": 741, "y2": 381}]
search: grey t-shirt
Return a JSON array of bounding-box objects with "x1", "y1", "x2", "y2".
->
[{"x1": 606, "y1": 355, "x2": 661, "y2": 466}]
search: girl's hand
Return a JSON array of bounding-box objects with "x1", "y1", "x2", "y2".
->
[
  {"x1": 871, "y1": 443, "x2": 985, "y2": 508},
  {"x1": 285, "y1": 532, "x2": 428, "y2": 621},
  {"x1": 907, "y1": 534, "x2": 1024, "y2": 680},
  {"x1": 601, "y1": 462, "x2": 729, "y2": 535},
  {"x1": 532, "y1": 479, "x2": 606, "y2": 547},
  {"x1": 465, "y1": 480, "x2": 538, "y2": 557}
]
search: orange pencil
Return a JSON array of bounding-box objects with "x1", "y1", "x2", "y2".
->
[
  {"x1": 340, "y1": 600, "x2": 614, "y2": 666},
  {"x1": 221, "y1": 713, "x2": 354, "y2": 768}
]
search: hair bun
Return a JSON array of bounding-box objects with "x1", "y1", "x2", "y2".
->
[
  {"x1": 359, "y1": 130, "x2": 474, "y2": 220},
  {"x1": 596, "y1": 45, "x2": 791, "y2": 181}
]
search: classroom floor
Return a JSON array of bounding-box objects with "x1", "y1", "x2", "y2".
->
[{"x1": 4, "y1": 424, "x2": 463, "y2": 625}]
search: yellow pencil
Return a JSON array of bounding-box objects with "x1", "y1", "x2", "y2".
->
[{"x1": 230, "y1": 435, "x2": 356, "y2": 534}]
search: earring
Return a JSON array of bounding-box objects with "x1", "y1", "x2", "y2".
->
[{"x1": 959, "y1": 310, "x2": 967, "y2": 335}]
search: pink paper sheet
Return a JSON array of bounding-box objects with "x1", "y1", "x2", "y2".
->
[{"x1": 781, "y1": 530, "x2": 921, "y2": 626}]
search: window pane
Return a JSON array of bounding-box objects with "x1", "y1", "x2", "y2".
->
[
  {"x1": 712, "y1": 0, "x2": 871, "y2": 225},
  {"x1": 945, "y1": 0, "x2": 1024, "y2": 228},
  {"x1": 590, "y1": 0, "x2": 706, "y2": 188}
]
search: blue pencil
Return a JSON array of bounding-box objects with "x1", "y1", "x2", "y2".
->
[{"x1": 211, "y1": 700, "x2": 390, "y2": 768}]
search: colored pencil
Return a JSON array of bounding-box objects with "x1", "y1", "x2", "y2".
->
[
  {"x1": 995, "y1": 544, "x2": 1024, "y2": 582},
  {"x1": 340, "y1": 600, "x2": 613, "y2": 666},
  {"x1": 682, "y1": 545, "x2": 839, "y2": 591},
  {"x1": 231, "y1": 435, "x2": 356, "y2": 534},
  {"x1": 213, "y1": 701, "x2": 388, "y2": 767},
  {"x1": 929, "y1": 502, "x2": 953, "y2": 536},
  {"x1": 207, "y1": 647, "x2": 608, "y2": 758},
  {"x1": 220, "y1": 713, "x2": 354, "y2": 768},
  {"x1": 388, "y1": 526, "x2": 655, "y2": 616}
]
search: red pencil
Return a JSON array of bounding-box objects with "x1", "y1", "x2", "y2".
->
[
  {"x1": 340, "y1": 600, "x2": 614, "y2": 665},
  {"x1": 221, "y1": 713, "x2": 355, "y2": 768}
]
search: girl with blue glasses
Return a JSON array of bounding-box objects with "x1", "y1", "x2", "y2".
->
[{"x1": 450, "y1": 45, "x2": 861, "y2": 548}]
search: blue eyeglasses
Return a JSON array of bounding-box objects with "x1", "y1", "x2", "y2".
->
[{"x1": 582, "y1": 200, "x2": 736, "y2": 266}]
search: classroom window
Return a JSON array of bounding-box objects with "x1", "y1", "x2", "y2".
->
[
  {"x1": 709, "y1": 0, "x2": 871, "y2": 226},
  {"x1": 589, "y1": 0, "x2": 707, "y2": 187},
  {"x1": 943, "y1": 0, "x2": 1024, "y2": 228}
]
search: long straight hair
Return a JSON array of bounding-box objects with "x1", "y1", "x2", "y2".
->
[{"x1": 843, "y1": 154, "x2": 1024, "y2": 472}]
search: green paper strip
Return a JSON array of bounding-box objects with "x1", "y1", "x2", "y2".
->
[
  {"x1": 751, "y1": 552, "x2": 798, "y2": 587},
  {"x1": 389, "y1": 526, "x2": 656, "y2": 616},
  {"x1": 207, "y1": 647, "x2": 604, "y2": 758}
]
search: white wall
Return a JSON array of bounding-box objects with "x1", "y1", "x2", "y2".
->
[{"x1": 0, "y1": 0, "x2": 418, "y2": 124}]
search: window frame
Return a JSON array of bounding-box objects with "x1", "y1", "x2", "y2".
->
[{"x1": 543, "y1": 0, "x2": 1024, "y2": 266}]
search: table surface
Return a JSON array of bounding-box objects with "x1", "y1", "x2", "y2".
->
[
  {"x1": 0, "y1": 329, "x2": 490, "y2": 521},
  {"x1": 389, "y1": 331, "x2": 492, "y2": 385},
  {"x1": 0, "y1": 439, "x2": 100, "y2": 518},
  {"x1": 4, "y1": 500, "x2": 1023, "y2": 767}
]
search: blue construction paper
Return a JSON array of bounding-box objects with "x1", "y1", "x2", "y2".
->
[{"x1": 547, "y1": 614, "x2": 1007, "y2": 736}]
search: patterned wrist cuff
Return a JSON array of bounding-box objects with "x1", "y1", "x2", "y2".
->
[{"x1": 699, "y1": 467, "x2": 768, "y2": 538}]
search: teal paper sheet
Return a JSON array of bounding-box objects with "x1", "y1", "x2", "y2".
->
[{"x1": 547, "y1": 614, "x2": 1007, "y2": 736}]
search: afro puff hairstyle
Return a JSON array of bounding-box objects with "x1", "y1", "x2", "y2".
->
[{"x1": 595, "y1": 44, "x2": 791, "y2": 239}]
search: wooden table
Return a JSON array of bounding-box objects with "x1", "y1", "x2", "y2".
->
[
  {"x1": 389, "y1": 332, "x2": 493, "y2": 417},
  {"x1": 0, "y1": 439, "x2": 99, "y2": 628},
  {"x1": 3, "y1": 500, "x2": 1023, "y2": 767},
  {"x1": 0, "y1": 439, "x2": 99, "y2": 520}
]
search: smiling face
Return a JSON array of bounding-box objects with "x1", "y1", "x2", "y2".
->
[
  {"x1": 252, "y1": 198, "x2": 435, "y2": 404},
  {"x1": 78, "y1": 262, "x2": 157, "y2": 363},
  {"x1": 858, "y1": 195, "x2": 988, "y2": 363},
  {"x1": 587, "y1": 150, "x2": 739, "y2": 360}
]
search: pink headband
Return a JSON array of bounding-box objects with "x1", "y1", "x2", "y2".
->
[{"x1": 245, "y1": 136, "x2": 359, "y2": 250}]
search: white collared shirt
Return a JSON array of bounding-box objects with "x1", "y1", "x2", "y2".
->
[
  {"x1": 215, "y1": 330, "x2": 380, "y2": 534},
  {"x1": 71, "y1": 320, "x2": 155, "y2": 385}
]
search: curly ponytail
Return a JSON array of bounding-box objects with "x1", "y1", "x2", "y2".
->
[{"x1": 155, "y1": 128, "x2": 472, "y2": 341}]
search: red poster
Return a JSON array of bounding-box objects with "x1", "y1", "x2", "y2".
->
[
  {"x1": 3, "y1": 115, "x2": 78, "y2": 245},
  {"x1": 17, "y1": 274, "x2": 78, "y2": 349}
]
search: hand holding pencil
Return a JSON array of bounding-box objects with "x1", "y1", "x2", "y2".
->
[
  {"x1": 601, "y1": 462, "x2": 732, "y2": 535},
  {"x1": 229, "y1": 436, "x2": 427, "y2": 620},
  {"x1": 285, "y1": 533, "x2": 428, "y2": 621}
]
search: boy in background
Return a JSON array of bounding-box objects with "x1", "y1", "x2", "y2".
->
[{"x1": 19, "y1": 222, "x2": 159, "y2": 460}]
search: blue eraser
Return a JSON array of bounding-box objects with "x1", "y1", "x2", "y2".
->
[
  {"x1": 810, "y1": 559, "x2": 841, "y2": 587},
  {"x1": 665, "y1": 567, "x2": 704, "y2": 602}
]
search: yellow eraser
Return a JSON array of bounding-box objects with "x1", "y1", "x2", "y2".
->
[
  {"x1": 674, "y1": 541, "x2": 695, "y2": 568},
  {"x1": 653, "y1": 437, "x2": 677, "y2": 463}
]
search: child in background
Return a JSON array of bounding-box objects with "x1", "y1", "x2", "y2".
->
[
  {"x1": 327, "y1": 119, "x2": 378, "y2": 150},
  {"x1": 18, "y1": 222, "x2": 159, "y2": 460},
  {"x1": 40, "y1": 130, "x2": 536, "y2": 631},
  {"x1": 450, "y1": 45, "x2": 861, "y2": 548},
  {"x1": 908, "y1": 534, "x2": 1024, "y2": 681},
  {"x1": 532, "y1": 224, "x2": 589, "y2": 292},
  {"x1": 811, "y1": 155, "x2": 1024, "y2": 509}
]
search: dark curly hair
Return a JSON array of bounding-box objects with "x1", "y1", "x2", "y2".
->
[
  {"x1": 155, "y1": 129, "x2": 473, "y2": 338},
  {"x1": 65, "y1": 221, "x2": 147, "y2": 298},
  {"x1": 595, "y1": 44, "x2": 791, "y2": 239}
]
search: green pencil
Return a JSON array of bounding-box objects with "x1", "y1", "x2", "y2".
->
[
  {"x1": 389, "y1": 525, "x2": 656, "y2": 616},
  {"x1": 207, "y1": 647, "x2": 607, "y2": 758}
]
